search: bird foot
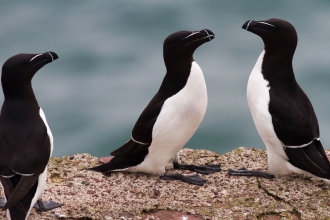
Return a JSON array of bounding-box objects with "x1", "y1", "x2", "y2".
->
[
  {"x1": 33, "y1": 199, "x2": 63, "y2": 212},
  {"x1": 173, "y1": 162, "x2": 221, "y2": 174},
  {"x1": 228, "y1": 167, "x2": 275, "y2": 179},
  {"x1": 160, "y1": 173, "x2": 207, "y2": 186},
  {"x1": 0, "y1": 198, "x2": 6, "y2": 208}
]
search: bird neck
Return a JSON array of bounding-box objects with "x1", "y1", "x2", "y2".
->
[
  {"x1": 159, "y1": 60, "x2": 192, "y2": 95},
  {"x1": 1, "y1": 97, "x2": 40, "y2": 124},
  {"x1": 2, "y1": 81, "x2": 38, "y2": 105},
  {"x1": 262, "y1": 50, "x2": 296, "y2": 87}
]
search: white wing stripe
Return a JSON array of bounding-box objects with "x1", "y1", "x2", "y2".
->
[
  {"x1": 131, "y1": 135, "x2": 149, "y2": 145},
  {"x1": 285, "y1": 138, "x2": 320, "y2": 148}
]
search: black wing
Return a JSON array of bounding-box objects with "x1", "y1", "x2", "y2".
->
[
  {"x1": 0, "y1": 117, "x2": 51, "y2": 176},
  {"x1": 109, "y1": 92, "x2": 165, "y2": 157},
  {"x1": 131, "y1": 94, "x2": 166, "y2": 145},
  {"x1": 268, "y1": 84, "x2": 319, "y2": 146},
  {"x1": 111, "y1": 139, "x2": 150, "y2": 156},
  {"x1": 112, "y1": 63, "x2": 192, "y2": 157},
  {"x1": 106, "y1": 89, "x2": 163, "y2": 159}
]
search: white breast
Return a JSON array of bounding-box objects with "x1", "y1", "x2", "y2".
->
[{"x1": 130, "y1": 61, "x2": 207, "y2": 174}]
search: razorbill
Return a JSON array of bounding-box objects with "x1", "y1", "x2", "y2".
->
[
  {"x1": 228, "y1": 18, "x2": 330, "y2": 181},
  {"x1": 89, "y1": 29, "x2": 220, "y2": 185},
  {"x1": 0, "y1": 52, "x2": 63, "y2": 219}
]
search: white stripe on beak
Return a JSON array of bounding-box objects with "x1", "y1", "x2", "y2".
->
[
  {"x1": 48, "y1": 52, "x2": 54, "y2": 62},
  {"x1": 182, "y1": 32, "x2": 199, "y2": 40},
  {"x1": 259, "y1": 22, "x2": 275, "y2": 27},
  {"x1": 29, "y1": 54, "x2": 43, "y2": 62}
]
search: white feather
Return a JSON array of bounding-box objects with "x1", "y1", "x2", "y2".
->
[
  {"x1": 128, "y1": 61, "x2": 207, "y2": 174},
  {"x1": 39, "y1": 108, "x2": 54, "y2": 155}
]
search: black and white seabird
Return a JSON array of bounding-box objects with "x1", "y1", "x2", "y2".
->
[
  {"x1": 89, "y1": 29, "x2": 220, "y2": 185},
  {"x1": 0, "y1": 52, "x2": 63, "y2": 219},
  {"x1": 228, "y1": 18, "x2": 330, "y2": 181}
]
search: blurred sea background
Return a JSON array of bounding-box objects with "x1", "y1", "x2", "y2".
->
[{"x1": 1, "y1": 1, "x2": 330, "y2": 157}]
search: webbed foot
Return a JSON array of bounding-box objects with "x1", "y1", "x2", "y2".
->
[
  {"x1": 0, "y1": 198, "x2": 6, "y2": 208},
  {"x1": 228, "y1": 167, "x2": 275, "y2": 179},
  {"x1": 173, "y1": 162, "x2": 221, "y2": 174},
  {"x1": 33, "y1": 199, "x2": 63, "y2": 212},
  {"x1": 160, "y1": 173, "x2": 207, "y2": 186}
]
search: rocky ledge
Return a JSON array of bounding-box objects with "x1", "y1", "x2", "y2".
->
[{"x1": 1, "y1": 147, "x2": 330, "y2": 220}]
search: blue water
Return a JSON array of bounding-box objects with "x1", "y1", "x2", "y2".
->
[{"x1": 1, "y1": 1, "x2": 330, "y2": 157}]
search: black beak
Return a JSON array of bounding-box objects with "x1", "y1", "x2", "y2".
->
[
  {"x1": 242, "y1": 20, "x2": 257, "y2": 31},
  {"x1": 199, "y1": 29, "x2": 215, "y2": 42},
  {"x1": 183, "y1": 29, "x2": 215, "y2": 45},
  {"x1": 242, "y1": 20, "x2": 276, "y2": 33},
  {"x1": 29, "y1": 51, "x2": 59, "y2": 67},
  {"x1": 46, "y1": 51, "x2": 59, "y2": 61}
]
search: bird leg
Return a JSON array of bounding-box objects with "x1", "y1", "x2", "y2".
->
[
  {"x1": 228, "y1": 167, "x2": 275, "y2": 179},
  {"x1": 33, "y1": 199, "x2": 63, "y2": 212}
]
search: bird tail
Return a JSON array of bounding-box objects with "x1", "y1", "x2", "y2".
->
[
  {"x1": 88, "y1": 163, "x2": 129, "y2": 173},
  {"x1": 285, "y1": 139, "x2": 330, "y2": 179},
  {"x1": 2, "y1": 175, "x2": 38, "y2": 211}
]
